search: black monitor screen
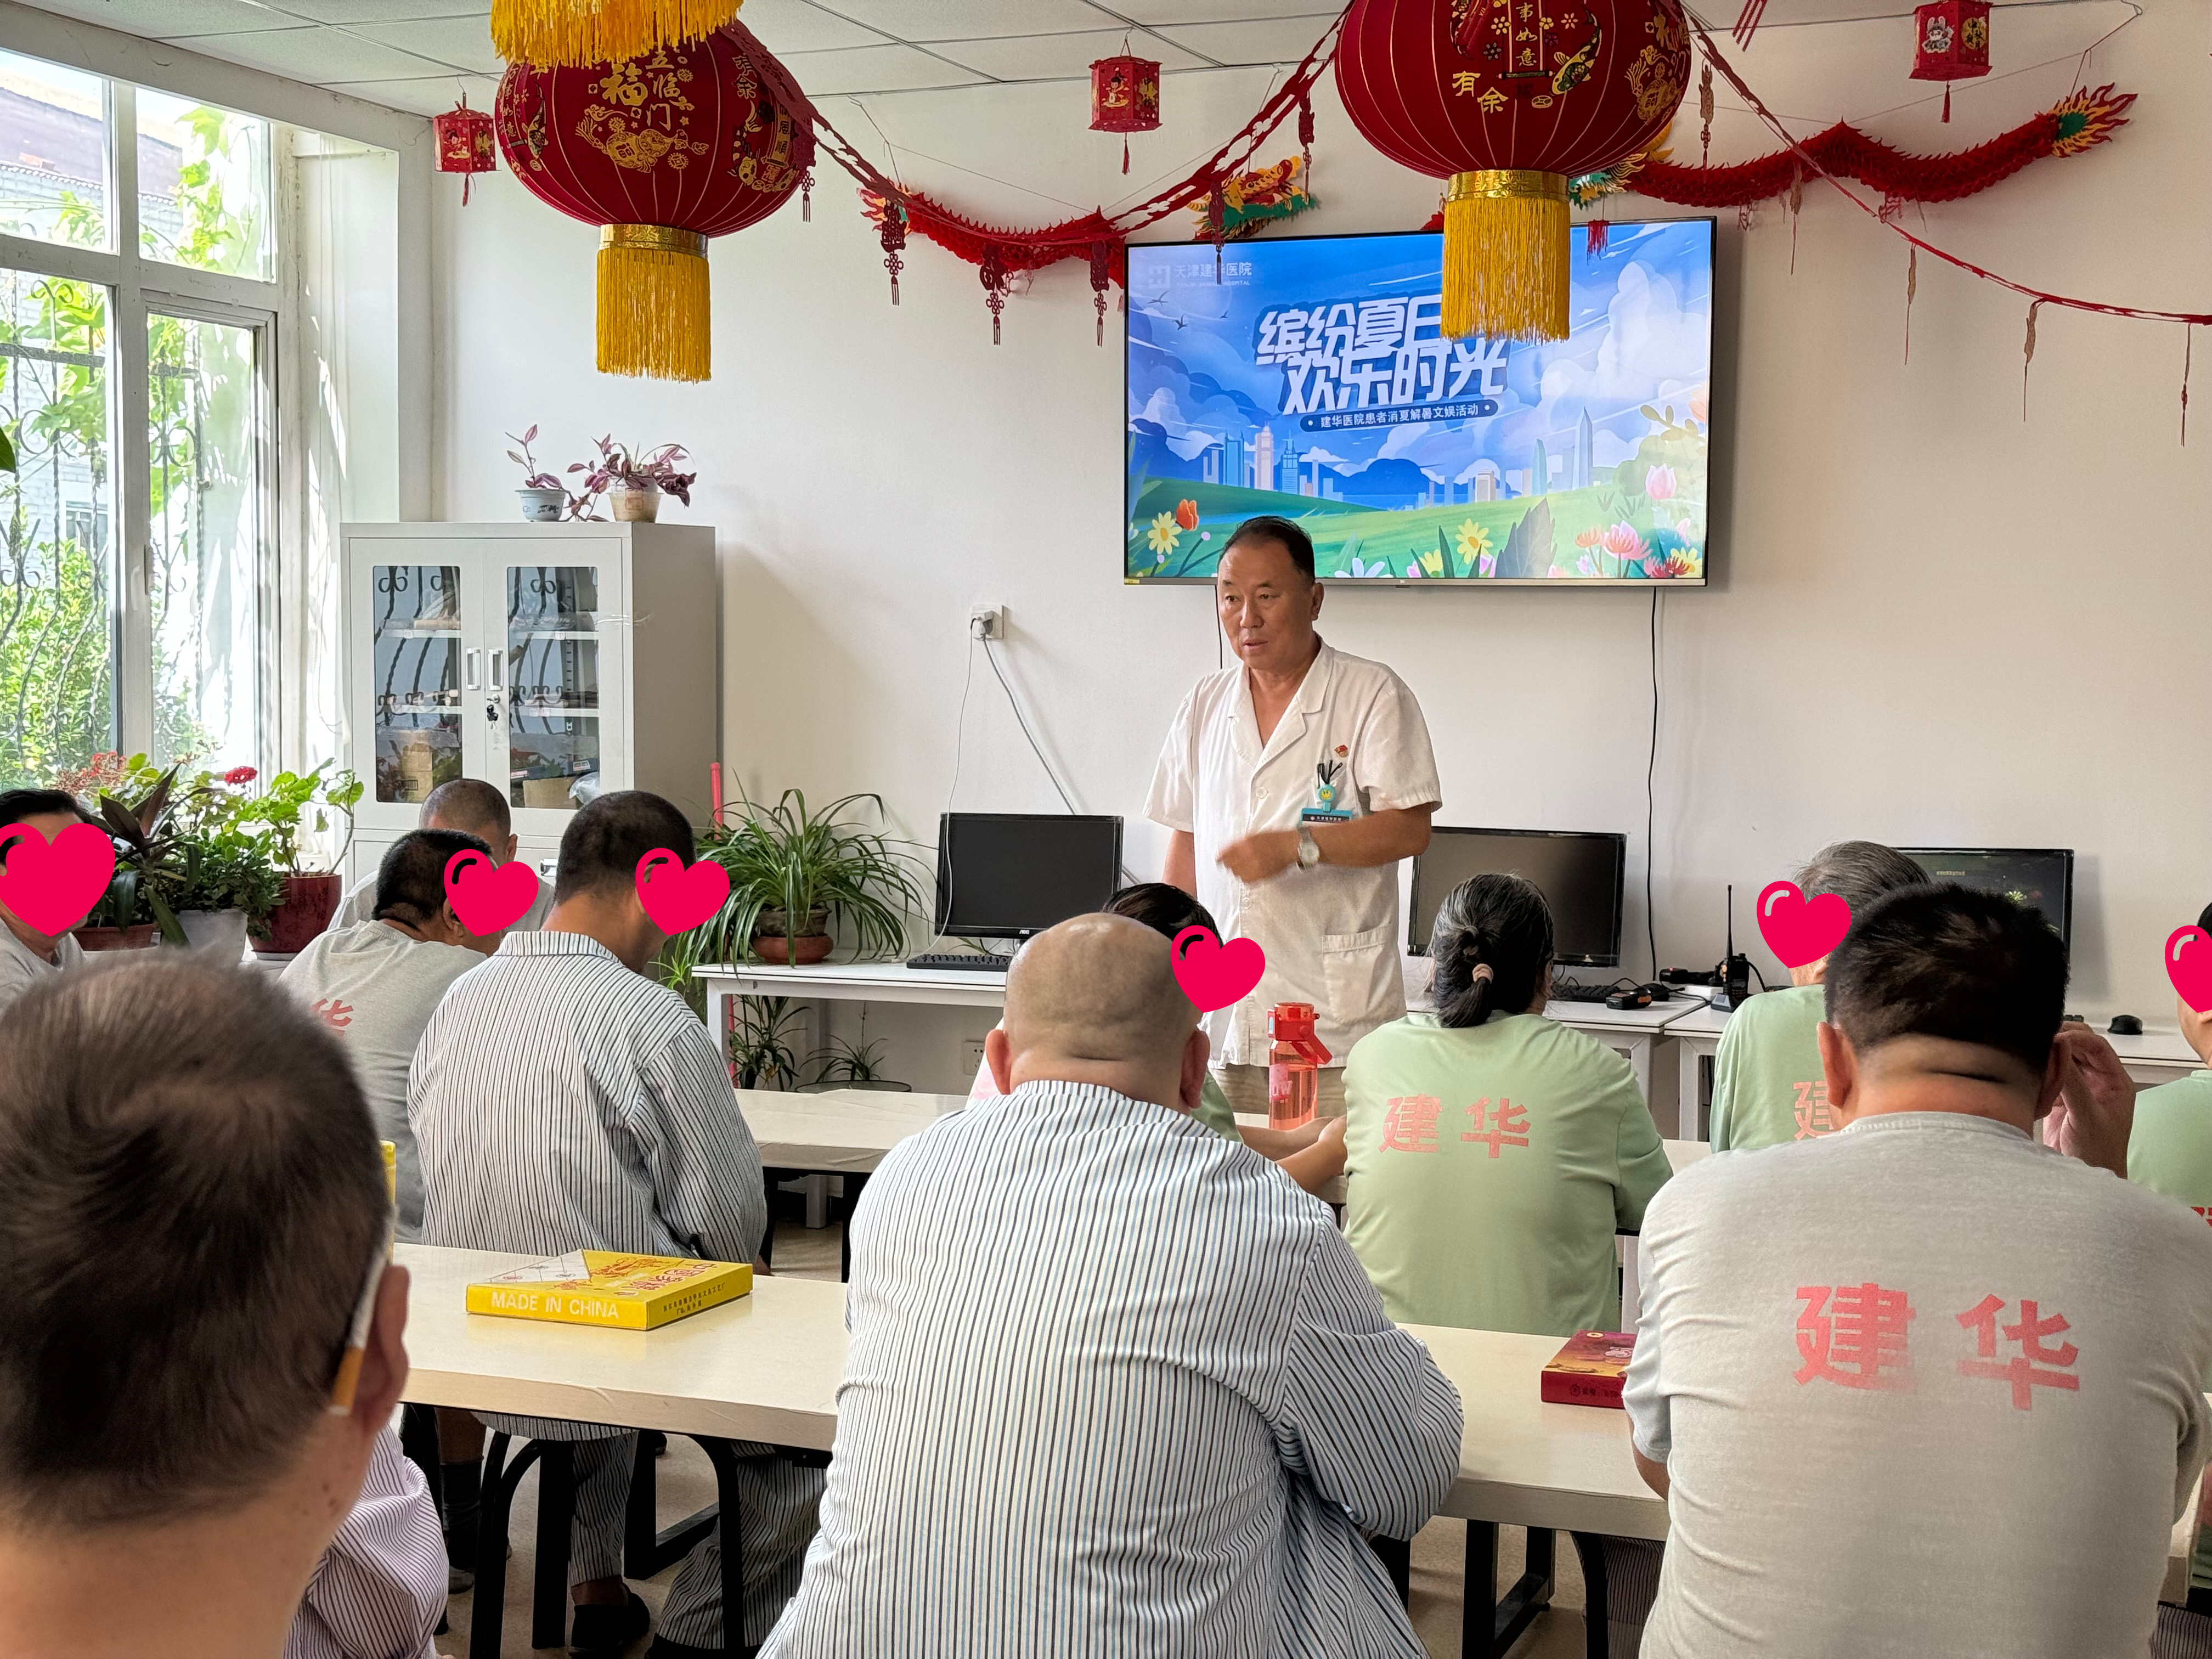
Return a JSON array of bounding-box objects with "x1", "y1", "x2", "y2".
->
[
  {"x1": 1899, "y1": 848, "x2": 2074, "y2": 950},
  {"x1": 1409, "y1": 828, "x2": 1627, "y2": 967},
  {"x1": 936, "y1": 813, "x2": 1124, "y2": 940}
]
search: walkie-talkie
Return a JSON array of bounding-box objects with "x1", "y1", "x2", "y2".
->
[{"x1": 1709, "y1": 884, "x2": 1752, "y2": 1011}]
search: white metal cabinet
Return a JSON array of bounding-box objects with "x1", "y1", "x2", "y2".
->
[{"x1": 341, "y1": 522, "x2": 719, "y2": 888}]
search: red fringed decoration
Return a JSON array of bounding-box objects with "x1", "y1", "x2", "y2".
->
[
  {"x1": 980, "y1": 245, "x2": 1009, "y2": 345},
  {"x1": 2185, "y1": 325, "x2": 2195, "y2": 446},
  {"x1": 1297, "y1": 89, "x2": 1315, "y2": 176},
  {"x1": 801, "y1": 169, "x2": 813, "y2": 221},
  {"x1": 1585, "y1": 219, "x2": 1609, "y2": 256},
  {"x1": 1904, "y1": 245, "x2": 1916, "y2": 365},
  {"x1": 1733, "y1": 0, "x2": 1768, "y2": 48},
  {"x1": 1912, "y1": 2, "x2": 1991, "y2": 125},
  {"x1": 1626, "y1": 86, "x2": 2133, "y2": 207},
  {"x1": 433, "y1": 98, "x2": 496, "y2": 206},
  {"x1": 1091, "y1": 54, "x2": 1161, "y2": 176},
  {"x1": 1206, "y1": 180, "x2": 1227, "y2": 281},
  {"x1": 1787, "y1": 164, "x2": 1801, "y2": 273},
  {"x1": 1699, "y1": 60, "x2": 1714, "y2": 165},
  {"x1": 2022, "y1": 297, "x2": 2043, "y2": 421},
  {"x1": 1089, "y1": 239, "x2": 1115, "y2": 346}
]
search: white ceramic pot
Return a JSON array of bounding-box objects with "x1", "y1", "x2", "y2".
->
[
  {"x1": 517, "y1": 486, "x2": 567, "y2": 522},
  {"x1": 177, "y1": 908, "x2": 252, "y2": 960},
  {"x1": 611, "y1": 482, "x2": 662, "y2": 522}
]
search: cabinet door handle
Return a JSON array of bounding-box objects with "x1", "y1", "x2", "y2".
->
[
  {"x1": 465, "y1": 648, "x2": 479, "y2": 690},
  {"x1": 490, "y1": 651, "x2": 503, "y2": 689}
]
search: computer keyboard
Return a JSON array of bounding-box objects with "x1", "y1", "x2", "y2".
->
[{"x1": 906, "y1": 952, "x2": 1013, "y2": 973}]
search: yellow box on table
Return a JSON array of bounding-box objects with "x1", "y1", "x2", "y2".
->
[{"x1": 466, "y1": 1250, "x2": 752, "y2": 1330}]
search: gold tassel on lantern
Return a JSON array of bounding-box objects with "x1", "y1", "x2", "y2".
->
[
  {"x1": 1441, "y1": 170, "x2": 1570, "y2": 342},
  {"x1": 492, "y1": 0, "x2": 740, "y2": 70},
  {"x1": 597, "y1": 225, "x2": 711, "y2": 381}
]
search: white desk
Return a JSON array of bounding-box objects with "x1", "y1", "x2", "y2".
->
[
  {"x1": 1673, "y1": 1002, "x2": 2204, "y2": 1144},
  {"x1": 397, "y1": 1243, "x2": 848, "y2": 1450}
]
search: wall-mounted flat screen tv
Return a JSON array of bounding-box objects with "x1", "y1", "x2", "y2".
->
[{"x1": 1124, "y1": 218, "x2": 1713, "y2": 586}]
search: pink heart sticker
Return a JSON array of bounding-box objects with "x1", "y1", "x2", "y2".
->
[
  {"x1": 1756, "y1": 879, "x2": 1852, "y2": 969},
  {"x1": 0, "y1": 821, "x2": 116, "y2": 937},
  {"x1": 443, "y1": 850, "x2": 540, "y2": 935},
  {"x1": 1171, "y1": 924, "x2": 1266, "y2": 1013},
  {"x1": 2165, "y1": 926, "x2": 2212, "y2": 1015},
  {"x1": 635, "y1": 849, "x2": 730, "y2": 935}
]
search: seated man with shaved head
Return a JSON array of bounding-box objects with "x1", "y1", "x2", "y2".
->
[{"x1": 761, "y1": 914, "x2": 1462, "y2": 1659}]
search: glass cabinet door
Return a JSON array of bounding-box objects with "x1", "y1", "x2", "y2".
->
[
  {"x1": 503, "y1": 562, "x2": 605, "y2": 813},
  {"x1": 367, "y1": 562, "x2": 464, "y2": 805}
]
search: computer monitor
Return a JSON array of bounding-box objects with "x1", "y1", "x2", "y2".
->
[
  {"x1": 936, "y1": 813, "x2": 1124, "y2": 941},
  {"x1": 1409, "y1": 827, "x2": 1628, "y2": 967},
  {"x1": 1898, "y1": 847, "x2": 2074, "y2": 950}
]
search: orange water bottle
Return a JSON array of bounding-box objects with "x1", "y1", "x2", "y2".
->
[{"x1": 1267, "y1": 1002, "x2": 1332, "y2": 1131}]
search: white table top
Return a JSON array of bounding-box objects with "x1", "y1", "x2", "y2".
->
[
  {"x1": 744, "y1": 1089, "x2": 965, "y2": 1172},
  {"x1": 396, "y1": 1243, "x2": 848, "y2": 1449},
  {"x1": 695, "y1": 960, "x2": 1008, "y2": 1009}
]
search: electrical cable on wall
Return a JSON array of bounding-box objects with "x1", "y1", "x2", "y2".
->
[
  {"x1": 943, "y1": 635, "x2": 977, "y2": 818},
  {"x1": 981, "y1": 634, "x2": 1139, "y2": 885},
  {"x1": 1646, "y1": 588, "x2": 1662, "y2": 981}
]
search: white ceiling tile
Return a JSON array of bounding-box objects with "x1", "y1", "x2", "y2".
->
[
  {"x1": 1143, "y1": 14, "x2": 1332, "y2": 64},
  {"x1": 929, "y1": 29, "x2": 1205, "y2": 80},
  {"x1": 817, "y1": 0, "x2": 1119, "y2": 42},
  {"x1": 346, "y1": 14, "x2": 500, "y2": 72},
  {"x1": 19, "y1": 0, "x2": 304, "y2": 35},
  {"x1": 779, "y1": 41, "x2": 991, "y2": 93},
  {"x1": 266, "y1": 0, "x2": 487, "y2": 21},
  {"x1": 736, "y1": 0, "x2": 895, "y2": 53},
  {"x1": 163, "y1": 22, "x2": 459, "y2": 78},
  {"x1": 325, "y1": 71, "x2": 498, "y2": 112},
  {"x1": 1110, "y1": 0, "x2": 1338, "y2": 22}
]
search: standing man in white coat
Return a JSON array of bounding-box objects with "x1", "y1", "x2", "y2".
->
[{"x1": 1147, "y1": 515, "x2": 1441, "y2": 1118}]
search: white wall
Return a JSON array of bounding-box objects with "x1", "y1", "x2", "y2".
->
[{"x1": 434, "y1": 5, "x2": 2212, "y2": 1087}]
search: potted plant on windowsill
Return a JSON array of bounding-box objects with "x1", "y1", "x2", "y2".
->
[
  {"x1": 234, "y1": 760, "x2": 364, "y2": 954},
  {"x1": 573, "y1": 436, "x2": 695, "y2": 524},
  {"x1": 72, "y1": 759, "x2": 189, "y2": 951},
  {"x1": 171, "y1": 765, "x2": 284, "y2": 956},
  {"x1": 799, "y1": 1036, "x2": 911, "y2": 1094}
]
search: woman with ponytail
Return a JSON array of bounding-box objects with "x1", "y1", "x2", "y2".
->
[{"x1": 1342, "y1": 872, "x2": 1673, "y2": 1336}]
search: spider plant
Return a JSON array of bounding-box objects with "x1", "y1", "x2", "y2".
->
[
  {"x1": 730, "y1": 995, "x2": 807, "y2": 1090},
  {"x1": 661, "y1": 789, "x2": 929, "y2": 1000}
]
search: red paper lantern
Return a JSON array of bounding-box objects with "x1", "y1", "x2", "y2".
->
[
  {"x1": 1335, "y1": 0, "x2": 1690, "y2": 340},
  {"x1": 1910, "y1": 1, "x2": 1990, "y2": 124},
  {"x1": 495, "y1": 21, "x2": 814, "y2": 381},
  {"x1": 1091, "y1": 54, "x2": 1161, "y2": 174},
  {"x1": 433, "y1": 99, "x2": 496, "y2": 206}
]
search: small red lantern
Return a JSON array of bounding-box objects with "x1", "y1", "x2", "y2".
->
[
  {"x1": 1910, "y1": 1, "x2": 1991, "y2": 123},
  {"x1": 432, "y1": 98, "x2": 496, "y2": 206},
  {"x1": 1090, "y1": 54, "x2": 1161, "y2": 174}
]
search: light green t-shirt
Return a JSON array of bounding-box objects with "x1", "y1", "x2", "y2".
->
[
  {"x1": 1708, "y1": 984, "x2": 1839, "y2": 1154},
  {"x1": 1191, "y1": 1072, "x2": 1240, "y2": 1143},
  {"x1": 1341, "y1": 1011, "x2": 1673, "y2": 1336},
  {"x1": 2124, "y1": 1069, "x2": 2212, "y2": 1588}
]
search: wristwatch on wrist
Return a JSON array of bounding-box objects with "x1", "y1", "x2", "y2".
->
[{"x1": 1295, "y1": 827, "x2": 1322, "y2": 870}]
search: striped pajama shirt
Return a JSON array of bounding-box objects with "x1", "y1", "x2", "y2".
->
[
  {"x1": 760, "y1": 1080, "x2": 1464, "y2": 1659},
  {"x1": 286, "y1": 1426, "x2": 445, "y2": 1659},
  {"x1": 410, "y1": 929, "x2": 822, "y2": 1645}
]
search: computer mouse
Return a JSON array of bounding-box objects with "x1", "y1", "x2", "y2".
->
[{"x1": 2108, "y1": 1014, "x2": 2143, "y2": 1036}]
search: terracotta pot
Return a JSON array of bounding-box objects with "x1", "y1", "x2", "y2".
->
[
  {"x1": 754, "y1": 934, "x2": 833, "y2": 966},
  {"x1": 611, "y1": 482, "x2": 661, "y2": 522},
  {"x1": 73, "y1": 923, "x2": 159, "y2": 951},
  {"x1": 256, "y1": 873, "x2": 343, "y2": 954}
]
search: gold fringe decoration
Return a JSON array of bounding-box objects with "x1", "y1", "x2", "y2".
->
[
  {"x1": 597, "y1": 225, "x2": 710, "y2": 382},
  {"x1": 492, "y1": 0, "x2": 740, "y2": 70},
  {"x1": 1441, "y1": 170, "x2": 1570, "y2": 342}
]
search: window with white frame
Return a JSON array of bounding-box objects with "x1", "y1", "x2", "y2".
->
[{"x1": 0, "y1": 46, "x2": 388, "y2": 789}]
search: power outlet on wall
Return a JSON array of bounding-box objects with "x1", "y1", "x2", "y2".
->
[
  {"x1": 960, "y1": 1036, "x2": 990, "y2": 1078},
  {"x1": 969, "y1": 605, "x2": 1005, "y2": 640}
]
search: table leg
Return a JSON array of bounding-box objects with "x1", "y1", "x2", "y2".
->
[
  {"x1": 472, "y1": 1434, "x2": 555, "y2": 1659},
  {"x1": 1465, "y1": 1522, "x2": 1554, "y2": 1659},
  {"x1": 1569, "y1": 1534, "x2": 1610, "y2": 1659},
  {"x1": 1626, "y1": 1036, "x2": 1651, "y2": 1105},
  {"x1": 840, "y1": 1171, "x2": 868, "y2": 1284},
  {"x1": 1677, "y1": 1040, "x2": 1702, "y2": 1142},
  {"x1": 531, "y1": 1443, "x2": 574, "y2": 1651},
  {"x1": 705, "y1": 982, "x2": 731, "y2": 1083},
  {"x1": 693, "y1": 1438, "x2": 750, "y2": 1657},
  {"x1": 625, "y1": 1434, "x2": 718, "y2": 1581}
]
